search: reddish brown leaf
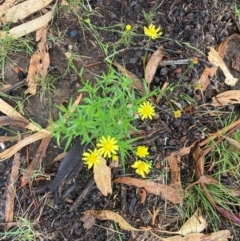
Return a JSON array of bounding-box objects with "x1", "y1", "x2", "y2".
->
[
  {"x1": 137, "y1": 188, "x2": 146, "y2": 204},
  {"x1": 114, "y1": 177, "x2": 182, "y2": 203}
]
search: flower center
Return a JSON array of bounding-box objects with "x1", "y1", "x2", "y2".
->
[
  {"x1": 143, "y1": 107, "x2": 151, "y2": 114},
  {"x1": 138, "y1": 163, "x2": 145, "y2": 171},
  {"x1": 104, "y1": 143, "x2": 112, "y2": 151},
  {"x1": 89, "y1": 155, "x2": 96, "y2": 163}
]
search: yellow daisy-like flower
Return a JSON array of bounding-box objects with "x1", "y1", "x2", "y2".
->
[
  {"x1": 138, "y1": 101, "x2": 155, "y2": 120},
  {"x1": 131, "y1": 160, "x2": 151, "y2": 178},
  {"x1": 173, "y1": 110, "x2": 182, "y2": 118},
  {"x1": 97, "y1": 136, "x2": 119, "y2": 158},
  {"x1": 136, "y1": 146, "x2": 149, "y2": 158},
  {"x1": 144, "y1": 24, "x2": 162, "y2": 39},
  {"x1": 82, "y1": 149, "x2": 101, "y2": 169},
  {"x1": 125, "y1": 24, "x2": 132, "y2": 31}
]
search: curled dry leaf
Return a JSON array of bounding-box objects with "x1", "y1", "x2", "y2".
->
[
  {"x1": 177, "y1": 209, "x2": 207, "y2": 235},
  {"x1": 86, "y1": 210, "x2": 140, "y2": 231},
  {"x1": 211, "y1": 90, "x2": 240, "y2": 106},
  {"x1": 137, "y1": 188, "x2": 147, "y2": 204},
  {"x1": 94, "y1": 158, "x2": 112, "y2": 196},
  {"x1": 208, "y1": 47, "x2": 238, "y2": 86},
  {"x1": 114, "y1": 177, "x2": 182, "y2": 204},
  {"x1": 145, "y1": 45, "x2": 164, "y2": 86}
]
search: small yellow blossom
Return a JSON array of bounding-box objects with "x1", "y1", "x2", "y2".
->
[
  {"x1": 112, "y1": 155, "x2": 118, "y2": 161},
  {"x1": 82, "y1": 149, "x2": 101, "y2": 169},
  {"x1": 191, "y1": 57, "x2": 198, "y2": 65},
  {"x1": 144, "y1": 24, "x2": 162, "y2": 39},
  {"x1": 173, "y1": 110, "x2": 182, "y2": 118},
  {"x1": 125, "y1": 24, "x2": 132, "y2": 31},
  {"x1": 97, "y1": 136, "x2": 119, "y2": 158},
  {"x1": 131, "y1": 160, "x2": 151, "y2": 178},
  {"x1": 138, "y1": 101, "x2": 155, "y2": 120},
  {"x1": 136, "y1": 146, "x2": 149, "y2": 158}
]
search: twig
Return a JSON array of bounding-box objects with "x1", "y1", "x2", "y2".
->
[
  {"x1": 230, "y1": 12, "x2": 240, "y2": 34},
  {"x1": 1, "y1": 79, "x2": 26, "y2": 93},
  {"x1": 69, "y1": 177, "x2": 95, "y2": 212}
]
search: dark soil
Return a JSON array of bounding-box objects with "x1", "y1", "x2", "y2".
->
[{"x1": 1, "y1": 0, "x2": 240, "y2": 240}]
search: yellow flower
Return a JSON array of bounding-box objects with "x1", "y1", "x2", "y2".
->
[
  {"x1": 131, "y1": 160, "x2": 151, "y2": 178},
  {"x1": 136, "y1": 146, "x2": 149, "y2": 158},
  {"x1": 97, "y1": 136, "x2": 119, "y2": 158},
  {"x1": 138, "y1": 101, "x2": 155, "y2": 120},
  {"x1": 125, "y1": 24, "x2": 132, "y2": 31},
  {"x1": 144, "y1": 24, "x2": 162, "y2": 39},
  {"x1": 82, "y1": 149, "x2": 101, "y2": 169},
  {"x1": 173, "y1": 110, "x2": 182, "y2": 118}
]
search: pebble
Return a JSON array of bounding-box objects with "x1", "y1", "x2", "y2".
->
[
  {"x1": 160, "y1": 68, "x2": 168, "y2": 76},
  {"x1": 69, "y1": 29, "x2": 78, "y2": 38}
]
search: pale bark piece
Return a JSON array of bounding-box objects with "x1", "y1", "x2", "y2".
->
[
  {"x1": 177, "y1": 209, "x2": 207, "y2": 235},
  {"x1": 0, "y1": 131, "x2": 50, "y2": 162},
  {"x1": 20, "y1": 135, "x2": 51, "y2": 187},
  {"x1": 223, "y1": 136, "x2": 240, "y2": 149},
  {"x1": 94, "y1": 158, "x2": 112, "y2": 196},
  {"x1": 5, "y1": 150, "x2": 21, "y2": 222},
  {"x1": 211, "y1": 90, "x2": 240, "y2": 107},
  {"x1": 0, "y1": 97, "x2": 44, "y2": 131},
  {"x1": 114, "y1": 177, "x2": 182, "y2": 203},
  {"x1": 87, "y1": 210, "x2": 140, "y2": 231},
  {"x1": 0, "y1": 0, "x2": 17, "y2": 18},
  {"x1": 0, "y1": 0, "x2": 53, "y2": 24},
  {"x1": 208, "y1": 47, "x2": 238, "y2": 86},
  {"x1": 0, "y1": 11, "x2": 53, "y2": 40},
  {"x1": 113, "y1": 62, "x2": 145, "y2": 94},
  {"x1": 145, "y1": 45, "x2": 164, "y2": 86}
]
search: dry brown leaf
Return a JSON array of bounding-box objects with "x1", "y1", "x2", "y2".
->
[
  {"x1": 223, "y1": 136, "x2": 240, "y2": 149},
  {"x1": 0, "y1": 11, "x2": 53, "y2": 40},
  {"x1": 26, "y1": 53, "x2": 41, "y2": 95},
  {"x1": 211, "y1": 90, "x2": 240, "y2": 106},
  {"x1": 87, "y1": 210, "x2": 140, "y2": 231},
  {"x1": 167, "y1": 155, "x2": 181, "y2": 191},
  {"x1": 177, "y1": 209, "x2": 207, "y2": 235},
  {"x1": 5, "y1": 146, "x2": 21, "y2": 223},
  {"x1": 27, "y1": 25, "x2": 50, "y2": 95},
  {"x1": 94, "y1": 158, "x2": 112, "y2": 196},
  {"x1": 114, "y1": 177, "x2": 182, "y2": 203},
  {"x1": 208, "y1": 47, "x2": 238, "y2": 86},
  {"x1": 145, "y1": 46, "x2": 164, "y2": 86},
  {"x1": 80, "y1": 211, "x2": 96, "y2": 230},
  {"x1": 20, "y1": 135, "x2": 51, "y2": 187},
  {"x1": 197, "y1": 66, "x2": 218, "y2": 91},
  {"x1": 201, "y1": 230, "x2": 231, "y2": 241},
  {"x1": 61, "y1": 0, "x2": 69, "y2": 5},
  {"x1": 113, "y1": 62, "x2": 145, "y2": 94},
  {"x1": 0, "y1": 0, "x2": 53, "y2": 24}
]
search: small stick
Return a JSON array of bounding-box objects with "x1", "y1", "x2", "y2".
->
[
  {"x1": 230, "y1": 12, "x2": 240, "y2": 34},
  {"x1": 1, "y1": 79, "x2": 26, "y2": 93},
  {"x1": 69, "y1": 178, "x2": 95, "y2": 212}
]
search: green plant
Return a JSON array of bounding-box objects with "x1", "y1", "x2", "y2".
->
[
  {"x1": 0, "y1": 217, "x2": 35, "y2": 241},
  {"x1": 50, "y1": 67, "x2": 158, "y2": 168},
  {"x1": 234, "y1": 4, "x2": 240, "y2": 23}
]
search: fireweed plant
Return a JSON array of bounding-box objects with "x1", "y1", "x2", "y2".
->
[{"x1": 51, "y1": 67, "x2": 159, "y2": 173}]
